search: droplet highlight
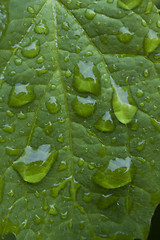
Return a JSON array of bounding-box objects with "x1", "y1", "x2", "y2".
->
[{"x1": 72, "y1": 96, "x2": 96, "y2": 117}]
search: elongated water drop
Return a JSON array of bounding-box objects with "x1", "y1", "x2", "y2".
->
[
  {"x1": 144, "y1": 29, "x2": 160, "y2": 54},
  {"x1": 85, "y1": 9, "x2": 96, "y2": 20},
  {"x1": 117, "y1": 27, "x2": 134, "y2": 43},
  {"x1": 94, "y1": 111, "x2": 116, "y2": 132},
  {"x1": 73, "y1": 61, "x2": 101, "y2": 96},
  {"x1": 111, "y1": 77, "x2": 137, "y2": 124},
  {"x1": 72, "y1": 96, "x2": 96, "y2": 117},
  {"x1": 117, "y1": 0, "x2": 142, "y2": 10},
  {"x1": 93, "y1": 157, "x2": 132, "y2": 189},
  {"x1": 12, "y1": 145, "x2": 58, "y2": 183},
  {"x1": 34, "y1": 19, "x2": 49, "y2": 35},
  {"x1": 9, "y1": 84, "x2": 35, "y2": 107},
  {"x1": 22, "y1": 39, "x2": 40, "y2": 58},
  {"x1": 46, "y1": 96, "x2": 61, "y2": 114}
]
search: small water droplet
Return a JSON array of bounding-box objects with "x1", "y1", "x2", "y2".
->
[
  {"x1": 6, "y1": 110, "x2": 14, "y2": 117},
  {"x1": 93, "y1": 157, "x2": 132, "y2": 189},
  {"x1": 94, "y1": 110, "x2": 116, "y2": 132},
  {"x1": 74, "y1": 61, "x2": 101, "y2": 96},
  {"x1": 85, "y1": 51, "x2": 93, "y2": 57},
  {"x1": 83, "y1": 192, "x2": 92, "y2": 203},
  {"x1": 117, "y1": 27, "x2": 134, "y2": 43},
  {"x1": 22, "y1": 39, "x2": 40, "y2": 58},
  {"x1": 2, "y1": 124, "x2": 15, "y2": 133},
  {"x1": 48, "y1": 204, "x2": 58, "y2": 215},
  {"x1": 9, "y1": 84, "x2": 35, "y2": 107},
  {"x1": 12, "y1": 145, "x2": 58, "y2": 183},
  {"x1": 136, "y1": 139, "x2": 146, "y2": 151},
  {"x1": 117, "y1": 0, "x2": 142, "y2": 10},
  {"x1": 37, "y1": 56, "x2": 44, "y2": 64},
  {"x1": 130, "y1": 119, "x2": 139, "y2": 130},
  {"x1": 46, "y1": 96, "x2": 61, "y2": 114},
  {"x1": 6, "y1": 146, "x2": 19, "y2": 156},
  {"x1": 85, "y1": 9, "x2": 96, "y2": 20},
  {"x1": 65, "y1": 70, "x2": 72, "y2": 78},
  {"x1": 57, "y1": 133, "x2": 64, "y2": 143},
  {"x1": 144, "y1": 29, "x2": 160, "y2": 54},
  {"x1": 61, "y1": 212, "x2": 68, "y2": 219},
  {"x1": 88, "y1": 162, "x2": 96, "y2": 170},
  {"x1": 145, "y1": 1, "x2": 154, "y2": 14},
  {"x1": 78, "y1": 158, "x2": 84, "y2": 167},
  {"x1": 34, "y1": 19, "x2": 49, "y2": 35},
  {"x1": 98, "y1": 194, "x2": 119, "y2": 210},
  {"x1": 17, "y1": 111, "x2": 27, "y2": 119},
  {"x1": 8, "y1": 71, "x2": 16, "y2": 77},
  {"x1": 136, "y1": 89, "x2": 144, "y2": 97},
  {"x1": 72, "y1": 96, "x2": 96, "y2": 117},
  {"x1": 36, "y1": 66, "x2": 48, "y2": 76},
  {"x1": 107, "y1": 0, "x2": 114, "y2": 3},
  {"x1": 14, "y1": 57, "x2": 22, "y2": 66},
  {"x1": 57, "y1": 160, "x2": 67, "y2": 171},
  {"x1": 111, "y1": 77, "x2": 137, "y2": 124},
  {"x1": 64, "y1": 55, "x2": 69, "y2": 62},
  {"x1": 62, "y1": 22, "x2": 70, "y2": 31},
  {"x1": 43, "y1": 121, "x2": 53, "y2": 135},
  {"x1": 141, "y1": 19, "x2": 147, "y2": 27},
  {"x1": 143, "y1": 69, "x2": 149, "y2": 77},
  {"x1": 150, "y1": 118, "x2": 160, "y2": 132},
  {"x1": 34, "y1": 214, "x2": 43, "y2": 225},
  {"x1": 27, "y1": 6, "x2": 35, "y2": 14},
  {"x1": 8, "y1": 189, "x2": 15, "y2": 197}
]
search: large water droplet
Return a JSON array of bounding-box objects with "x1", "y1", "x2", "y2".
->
[
  {"x1": 150, "y1": 118, "x2": 160, "y2": 132},
  {"x1": 117, "y1": 27, "x2": 134, "y2": 43},
  {"x1": 21, "y1": 39, "x2": 40, "y2": 58},
  {"x1": 144, "y1": 29, "x2": 160, "y2": 54},
  {"x1": 117, "y1": 0, "x2": 142, "y2": 10},
  {"x1": 72, "y1": 96, "x2": 96, "y2": 117},
  {"x1": 93, "y1": 157, "x2": 132, "y2": 189},
  {"x1": 36, "y1": 66, "x2": 48, "y2": 76},
  {"x1": 8, "y1": 84, "x2": 35, "y2": 107},
  {"x1": 85, "y1": 9, "x2": 96, "y2": 20},
  {"x1": 111, "y1": 77, "x2": 137, "y2": 124},
  {"x1": 46, "y1": 96, "x2": 61, "y2": 114},
  {"x1": 12, "y1": 144, "x2": 58, "y2": 183},
  {"x1": 94, "y1": 111, "x2": 116, "y2": 132},
  {"x1": 73, "y1": 61, "x2": 101, "y2": 96},
  {"x1": 34, "y1": 19, "x2": 49, "y2": 35},
  {"x1": 6, "y1": 146, "x2": 19, "y2": 156},
  {"x1": 2, "y1": 124, "x2": 15, "y2": 133}
]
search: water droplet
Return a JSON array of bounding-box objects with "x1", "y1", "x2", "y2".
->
[
  {"x1": 136, "y1": 140, "x2": 146, "y2": 151},
  {"x1": 141, "y1": 19, "x2": 147, "y2": 27},
  {"x1": 117, "y1": 27, "x2": 134, "y2": 43},
  {"x1": 8, "y1": 71, "x2": 16, "y2": 77},
  {"x1": 49, "y1": 204, "x2": 58, "y2": 215},
  {"x1": 36, "y1": 66, "x2": 48, "y2": 76},
  {"x1": 136, "y1": 89, "x2": 144, "y2": 97},
  {"x1": 43, "y1": 121, "x2": 53, "y2": 135},
  {"x1": 14, "y1": 58, "x2": 22, "y2": 66},
  {"x1": 130, "y1": 119, "x2": 139, "y2": 130},
  {"x1": 6, "y1": 146, "x2": 19, "y2": 156},
  {"x1": 64, "y1": 55, "x2": 69, "y2": 62},
  {"x1": 62, "y1": 22, "x2": 70, "y2": 31},
  {"x1": 34, "y1": 214, "x2": 43, "y2": 225},
  {"x1": 57, "y1": 133, "x2": 64, "y2": 143},
  {"x1": 34, "y1": 19, "x2": 49, "y2": 35},
  {"x1": 9, "y1": 84, "x2": 35, "y2": 107},
  {"x1": 17, "y1": 112, "x2": 27, "y2": 119},
  {"x1": 94, "y1": 111, "x2": 116, "y2": 132},
  {"x1": 111, "y1": 77, "x2": 137, "y2": 124},
  {"x1": 72, "y1": 96, "x2": 96, "y2": 117},
  {"x1": 27, "y1": 6, "x2": 35, "y2": 14},
  {"x1": 12, "y1": 145, "x2": 58, "y2": 183},
  {"x1": 74, "y1": 61, "x2": 101, "y2": 96},
  {"x1": 50, "y1": 179, "x2": 69, "y2": 198},
  {"x1": 85, "y1": 9, "x2": 96, "y2": 20},
  {"x1": 117, "y1": 0, "x2": 142, "y2": 10},
  {"x1": 85, "y1": 51, "x2": 93, "y2": 57},
  {"x1": 144, "y1": 29, "x2": 160, "y2": 54},
  {"x1": 88, "y1": 162, "x2": 96, "y2": 170},
  {"x1": 65, "y1": 70, "x2": 72, "y2": 78},
  {"x1": 57, "y1": 160, "x2": 67, "y2": 171},
  {"x1": 98, "y1": 194, "x2": 119, "y2": 210},
  {"x1": 78, "y1": 158, "x2": 84, "y2": 167},
  {"x1": 6, "y1": 110, "x2": 14, "y2": 117},
  {"x1": 157, "y1": 20, "x2": 160, "y2": 28},
  {"x1": 107, "y1": 0, "x2": 114, "y2": 3},
  {"x1": 22, "y1": 39, "x2": 40, "y2": 58},
  {"x1": 150, "y1": 118, "x2": 160, "y2": 132},
  {"x1": 145, "y1": 1, "x2": 154, "y2": 14},
  {"x1": 37, "y1": 56, "x2": 44, "y2": 64},
  {"x1": 46, "y1": 96, "x2": 61, "y2": 114},
  {"x1": 8, "y1": 189, "x2": 14, "y2": 197},
  {"x1": 2, "y1": 124, "x2": 15, "y2": 133},
  {"x1": 83, "y1": 192, "x2": 92, "y2": 203},
  {"x1": 93, "y1": 157, "x2": 132, "y2": 189}
]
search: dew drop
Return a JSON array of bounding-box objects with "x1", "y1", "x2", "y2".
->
[
  {"x1": 65, "y1": 70, "x2": 72, "y2": 78},
  {"x1": 27, "y1": 6, "x2": 35, "y2": 14},
  {"x1": 130, "y1": 119, "x2": 139, "y2": 130},
  {"x1": 9, "y1": 84, "x2": 35, "y2": 107},
  {"x1": 141, "y1": 19, "x2": 147, "y2": 27},
  {"x1": 34, "y1": 214, "x2": 43, "y2": 225},
  {"x1": 17, "y1": 111, "x2": 27, "y2": 119},
  {"x1": 150, "y1": 118, "x2": 160, "y2": 132},
  {"x1": 8, "y1": 189, "x2": 15, "y2": 197},
  {"x1": 46, "y1": 96, "x2": 61, "y2": 114},
  {"x1": 94, "y1": 111, "x2": 116, "y2": 132},
  {"x1": 73, "y1": 61, "x2": 101, "y2": 96},
  {"x1": 144, "y1": 29, "x2": 160, "y2": 54},
  {"x1": 6, "y1": 110, "x2": 14, "y2": 117},
  {"x1": 48, "y1": 204, "x2": 58, "y2": 215},
  {"x1": 107, "y1": 0, "x2": 114, "y2": 3},
  {"x1": 43, "y1": 121, "x2": 53, "y2": 135},
  {"x1": 37, "y1": 56, "x2": 44, "y2": 64},
  {"x1": 2, "y1": 124, "x2": 15, "y2": 133},
  {"x1": 12, "y1": 145, "x2": 58, "y2": 183},
  {"x1": 136, "y1": 89, "x2": 144, "y2": 97},
  {"x1": 36, "y1": 66, "x2": 48, "y2": 76},
  {"x1": 57, "y1": 133, "x2": 64, "y2": 143},
  {"x1": 117, "y1": 27, "x2": 134, "y2": 43},
  {"x1": 111, "y1": 77, "x2": 137, "y2": 124},
  {"x1": 6, "y1": 146, "x2": 19, "y2": 156},
  {"x1": 14, "y1": 58, "x2": 22, "y2": 66},
  {"x1": 136, "y1": 140, "x2": 146, "y2": 151},
  {"x1": 62, "y1": 22, "x2": 70, "y2": 31},
  {"x1": 85, "y1": 9, "x2": 96, "y2": 20},
  {"x1": 21, "y1": 39, "x2": 40, "y2": 58},
  {"x1": 34, "y1": 19, "x2": 49, "y2": 35},
  {"x1": 57, "y1": 160, "x2": 67, "y2": 171},
  {"x1": 72, "y1": 96, "x2": 96, "y2": 118},
  {"x1": 145, "y1": 1, "x2": 154, "y2": 14},
  {"x1": 117, "y1": 0, "x2": 142, "y2": 10},
  {"x1": 83, "y1": 192, "x2": 92, "y2": 203},
  {"x1": 93, "y1": 157, "x2": 132, "y2": 189},
  {"x1": 97, "y1": 194, "x2": 119, "y2": 210},
  {"x1": 78, "y1": 158, "x2": 84, "y2": 167}
]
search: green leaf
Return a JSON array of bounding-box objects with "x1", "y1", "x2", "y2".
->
[{"x1": 0, "y1": 0, "x2": 160, "y2": 239}]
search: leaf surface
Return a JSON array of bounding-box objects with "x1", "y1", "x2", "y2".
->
[{"x1": 1, "y1": 0, "x2": 160, "y2": 239}]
